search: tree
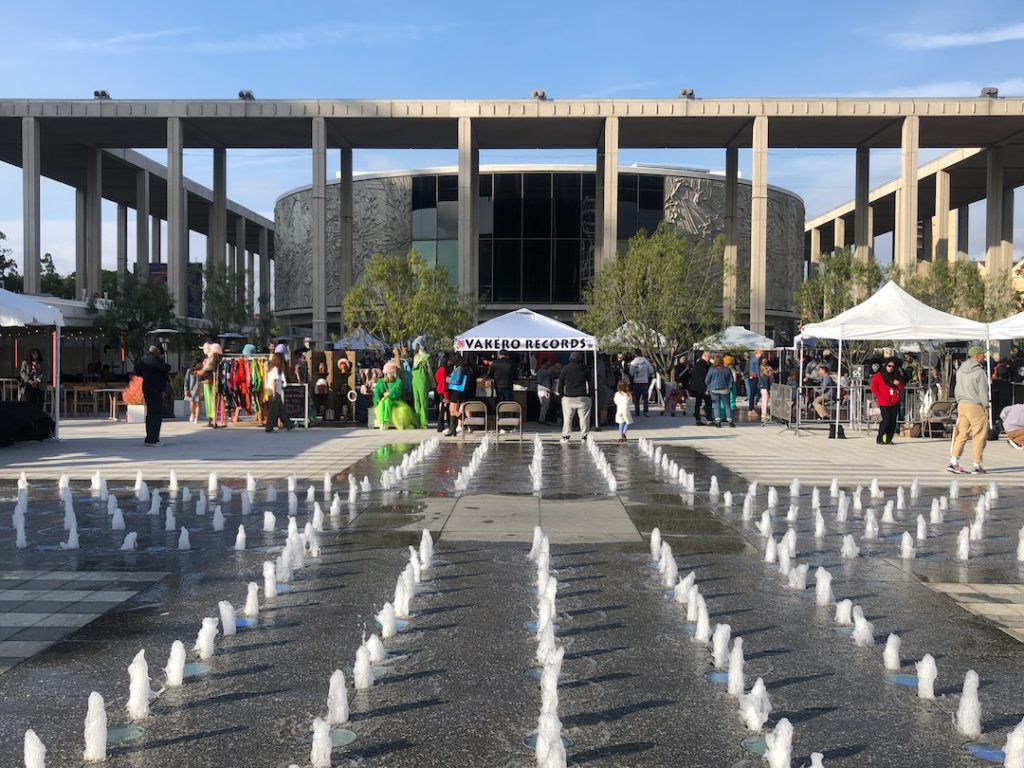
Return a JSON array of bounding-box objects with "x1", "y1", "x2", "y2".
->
[
  {"x1": 897, "y1": 259, "x2": 1021, "y2": 322},
  {"x1": 795, "y1": 248, "x2": 884, "y2": 324},
  {"x1": 202, "y1": 259, "x2": 249, "y2": 337},
  {"x1": 39, "y1": 253, "x2": 75, "y2": 299},
  {"x1": 94, "y1": 274, "x2": 175, "y2": 364},
  {"x1": 0, "y1": 230, "x2": 23, "y2": 293},
  {"x1": 343, "y1": 251, "x2": 475, "y2": 349},
  {"x1": 574, "y1": 222, "x2": 724, "y2": 374}
]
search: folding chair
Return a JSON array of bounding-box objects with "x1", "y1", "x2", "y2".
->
[
  {"x1": 460, "y1": 400, "x2": 488, "y2": 441},
  {"x1": 495, "y1": 401, "x2": 523, "y2": 443},
  {"x1": 922, "y1": 400, "x2": 955, "y2": 438}
]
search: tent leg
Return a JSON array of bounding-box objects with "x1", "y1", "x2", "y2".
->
[
  {"x1": 53, "y1": 326, "x2": 61, "y2": 441},
  {"x1": 986, "y1": 336, "x2": 994, "y2": 429},
  {"x1": 593, "y1": 348, "x2": 600, "y2": 431},
  {"x1": 835, "y1": 338, "x2": 842, "y2": 437}
]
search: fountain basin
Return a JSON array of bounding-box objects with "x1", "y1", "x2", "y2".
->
[{"x1": 106, "y1": 725, "x2": 145, "y2": 744}]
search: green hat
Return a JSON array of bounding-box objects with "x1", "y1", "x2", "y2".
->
[{"x1": 967, "y1": 345, "x2": 985, "y2": 357}]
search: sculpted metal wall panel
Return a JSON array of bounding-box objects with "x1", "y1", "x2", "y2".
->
[
  {"x1": 663, "y1": 175, "x2": 804, "y2": 316},
  {"x1": 275, "y1": 177, "x2": 412, "y2": 311}
]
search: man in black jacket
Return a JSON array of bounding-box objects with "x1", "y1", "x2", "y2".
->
[
  {"x1": 688, "y1": 350, "x2": 714, "y2": 425},
  {"x1": 557, "y1": 351, "x2": 592, "y2": 442},
  {"x1": 136, "y1": 345, "x2": 171, "y2": 446},
  {"x1": 487, "y1": 350, "x2": 516, "y2": 403}
]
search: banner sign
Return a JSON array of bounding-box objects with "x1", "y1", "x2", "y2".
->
[{"x1": 454, "y1": 337, "x2": 595, "y2": 352}]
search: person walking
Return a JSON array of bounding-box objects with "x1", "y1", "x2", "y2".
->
[
  {"x1": 870, "y1": 359, "x2": 904, "y2": 445},
  {"x1": 19, "y1": 348, "x2": 46, "y2": 410},
  {"x1": 136, "y1": 345, "x2": 171, "y2": 446},
  {"x1": 689, "y1": 350, "x2": 714, "y2": 425},
  {"x1": 948, "y1": 346, "x2": 991, "y2": 474},
  {"x1": 628, "y1": 349, "x2": 653, "y2": 417},
  {"x1": 705, "y1": 355, "x2": 736, "y2": 427},
  {"x1": 614, "y1": 380, "x2": 633, "y2": 442},
  {"x1": 746, "y1": 350, "x2": 763, "y2": 415},
  {"x1": 264, "y1": 352, "x2": 295, "y2": 433},
  {"x1": 536, "y1": 358, "x2": 559, "y2": 425},
  {"x1": 557, "y1": 351, "x2": 592, "y2": 442}
]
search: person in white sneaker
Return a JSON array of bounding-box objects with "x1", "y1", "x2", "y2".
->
[
  {"x1": 948, "y1": 346, "x2": 990, "y2": 474},
  {"x1": 1001, "y1": 402, "x2": 1024, "y2": 450}
]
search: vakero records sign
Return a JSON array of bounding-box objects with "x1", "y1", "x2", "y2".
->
[{"x1": 454, "y1": 337, "x2": 595, "y2": 352}]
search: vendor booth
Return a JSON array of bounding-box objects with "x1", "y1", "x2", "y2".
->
[
  {"x1": 0, "y1": 287, "x2": 64, "y2": 440},
  {"x1": 454, "y1": 308, "x2": 599, "y2": 428},
  {"x1": 794, "y1": 281, "x2": 989, "y2": 436}
]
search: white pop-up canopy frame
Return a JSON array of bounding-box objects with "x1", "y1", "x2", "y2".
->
[
  {"x1": 0, "y1": 287, "x2": 64, "y2": 439},
  {"x1": 989, "y1": 310, "x2": 1024, "y2": 341},
  {"x1": 795, "y1": 281, "x2": 990, "y2": 434},
  {"x1": 454, "y1": 308, "x2": 599, "y2": 428}
]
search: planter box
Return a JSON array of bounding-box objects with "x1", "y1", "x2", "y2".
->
[
  {"x1": 126, "y1": 404, "x2": 146, "y2": 424},
  {"x1": 172, "y1": 399, "x2": 187, "y2": 419}
]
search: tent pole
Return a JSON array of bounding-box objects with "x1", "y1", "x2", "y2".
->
[
  {"x1": 796, "y1": 342, "x2": 803, "y2": 435},
  {"x1": 593, "y1": 347, "x2": 599, "y2": 430},
  {"x1": 53, "y1": 326, "x2": 61, "y2": 440},
  {"x1": 835, "y1": 337, "x2": 842, "y2": 436},
  {"x1": 986, "y1": 335, "x2": 993, "y2": 429}
]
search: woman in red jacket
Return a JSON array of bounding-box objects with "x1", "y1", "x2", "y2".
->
[{"x1": 870, "y1": 359, "x2": 904, "y2": 445}]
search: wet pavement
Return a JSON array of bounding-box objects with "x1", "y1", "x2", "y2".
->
[{"x1": 0, "y1": 437, "x2": 1022, "y2": 766}]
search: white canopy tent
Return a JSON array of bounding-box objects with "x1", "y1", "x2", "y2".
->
[
  {"x1": 454, "y1": 308, "x2": 599, "y2": 428},
  {"x1": 334, "y1": 328, "x2": 385, "y2": 351},
  {"x1": 989, "y1": 310, "x2": 1024, "y2": 341},
  {"x1": 795, "y1": 281, "x2": 990, "y2": 435},
  {"x1": 0, "y1": 288, "x2": 64, "y2": 439},
  {"x1": 600, "y1": 321, "x2": 668, "y2": 352},
  {"x1": 696, "y1": 325, "x2": 775, "y2": 351}
]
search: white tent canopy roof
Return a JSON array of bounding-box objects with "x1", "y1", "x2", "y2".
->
[
  {"x1": 0, "y1": 288, "x2": 64, "y2": 327},
  {"x1": 696, "y1": 325, "x2": 775, "y2": 351},
  {"x1": 796, "y1": 281, "x2": 988, "y2": 342},
  {"x1": 334, "y1": 328, "x2": 384, "y2": 350},
  {"x1": 989, "y1": 310, "x2": 1024, "y2": 341},
  {"x1": 600, "y1": 321, "x2": 668, "y2": 351},
  {"x1": 454, "y1": 308, "x2": 595, "y2": 353}
]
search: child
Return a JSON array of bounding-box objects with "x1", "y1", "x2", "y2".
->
[{"x1": 614, "y1": 380, "x2": 634, "y2": 442}]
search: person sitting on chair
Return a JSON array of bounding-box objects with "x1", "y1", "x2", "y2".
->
[{"x1": 812, "y1": 365, "x2": 835, "y2": 419}]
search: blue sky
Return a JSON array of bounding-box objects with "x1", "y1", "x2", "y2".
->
[{"x1": 2, "y1": 0, "x2": 1024, "y2": 277}]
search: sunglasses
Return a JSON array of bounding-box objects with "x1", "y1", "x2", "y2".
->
[{"x1": 885, "y1": 364, "x2": 895, "y2": 368}]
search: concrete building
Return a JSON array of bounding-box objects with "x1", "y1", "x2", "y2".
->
[
  {"x1": 5, "y1": 96, "x2": 1024, "y2": 340},
  {"x1": 274, "y1": 164, "x2": 804, "y2": 336}
]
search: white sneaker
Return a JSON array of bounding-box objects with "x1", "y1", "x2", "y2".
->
[{"x1": 1008, "y1": 438, "x2": 1024, "y2": 451}]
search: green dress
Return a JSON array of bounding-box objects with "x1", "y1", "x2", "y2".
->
[{"x1": 411, "y1": 351, "x2": 431, "y2": 428}]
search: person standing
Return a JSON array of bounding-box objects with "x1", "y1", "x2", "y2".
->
[
  {"x1": 488, "y1": 350, "x2": 516, "y2": 404},
  {"x1": 19, "y1": 348, "x2": 46, "y2": 410},
  {"x1": 264, "y1": 352, "x2": 294, "y2": 433},
  {"x1": 434, "y1": 353, "x2": 450, "y2": 435},
  {"x1": 870, "y1": 359, "x2": 904, "y2": 445},
  {"x1": 536, "y1": 358, "x2": 559, "y2": 425},
  {"x1": 746, "y1": 350, "x2": 763, "y2": 414},
  {"x1": 758, "y1": 362, "x2": 773, "y2": 425},
  {"x1": 628, "y1": 348, "x2": 653, "y2": 417},
  {"x1": 705, "y1": 356, "x2": 736, "y2": 427},
  {"x1": 689, "y1": 350, "x2": 714, "y2": 425},
  {"x1": 614, "y1": 380, "x2": 633, "y2": 443},
  {"x1": 948, "y1": 346, "x2": 991, "y2": 474},
  {"x1": 136, "y1": 345, "x2": 171, "y2": 446},
  {"x1": 557, "y1": 351, "x2": 592, "y2": 442},
  {"x1": 411, "y1": 341, "x2": 432, "y2": 429}
]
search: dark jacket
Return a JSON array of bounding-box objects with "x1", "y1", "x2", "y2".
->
[
  {"x1": 689, "y1": 357, "x2": 710, "y2": 395},
  {"x1": 487, "y1": 357, "x2": 516, "y2": 390},
  {"x1": 136, "y1": 352, "x2": 171, "y2": 395},
  {"x1": 557, "y1": 361, "x2": 592, "y2": 398}
]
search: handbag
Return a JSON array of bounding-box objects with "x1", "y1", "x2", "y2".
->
[{"x1": 448, "y1": 368, "x2": 467, "y2": 392}]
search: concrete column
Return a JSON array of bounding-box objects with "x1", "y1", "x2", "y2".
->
[
  {"x1": 311, "y1": 117, "x2": 327, "y2": 344},
  {"x1": 75, "y1": 188, "x2": 87, "y2": 300},
  {"x1": 259, "y1": 226, "x2": 270, "y2": 317},
  {"x1": 895, "y1": 116, "x2": 920, "y2": 274},
  {"x1": 854, "y1": 147, "x2": 871, "y2": 263},
  {"x1": 247, "y1": 249, "x2": 255, "y2": 315},
  {"x1": 833, "y1": 217, "x2": 846, "y2": 254},
  {"x1": 210, "y1": 147, "x2": 227, "y2": 270},
  {"x1": 595, "y1": 116, "x2": 620, "y2": 272},
  {"x1": 457, "y1": 116, "x2": 480, "y2": 301},
  {"x1": 167, "y1": 117, "x2": 188, "y2": 315},
  {"x1": 1002, "y1": 186, "x2": 1014, "y2": 273},
  {"x1": 934, "y1": 169, "x2": 950, "y2": 263},
  {"x1": 234, "y1": 216, "x2": 246, "y2": 307},
  {"x1": 339, "y1": 146, "x2": 354, "y2": 299},
  {"x1": 116, "y1": 203, "x2": 128, "y2": 288},
  {"x1": 135, "y1": 171, "x2": 149, "y2": 279},
  {"x1": 723, "y1": 146, "x2": 738, "y2": 325},
  {"x1": 919, "y1": 213, "x2": 932, "y2": 263},
  {"x1": 21, "y1": 117, "x2": 41, "y2": 295},
  {"x1": 85, "y1": 147, "x2": 103, "y2": 299},
  {"x1": 985, "y1": 147, "x2": 1008, "y2": 276},
  {"x1": 151, "y1": 217, "x2": 161, "y2": 264},
  {"x1": 809, "y1": 227, "x2": 821, "y2": 278},
  {"x1": 956, "y1": 207, "x2": 969, "y2": 261},
  {"x1": 749, "y1": 115, "x2": 768, "y2": 335}
]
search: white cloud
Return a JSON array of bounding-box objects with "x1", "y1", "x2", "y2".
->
[
  {"x1": 47, "y1": 27, "x2": 196, "y2": 53},
  {"x1": 188, "y1": 21, "x2": 452, "y2": 54},
  {"x1": 889, "y1": 22, "x2": 1024, "y2": 50}
]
